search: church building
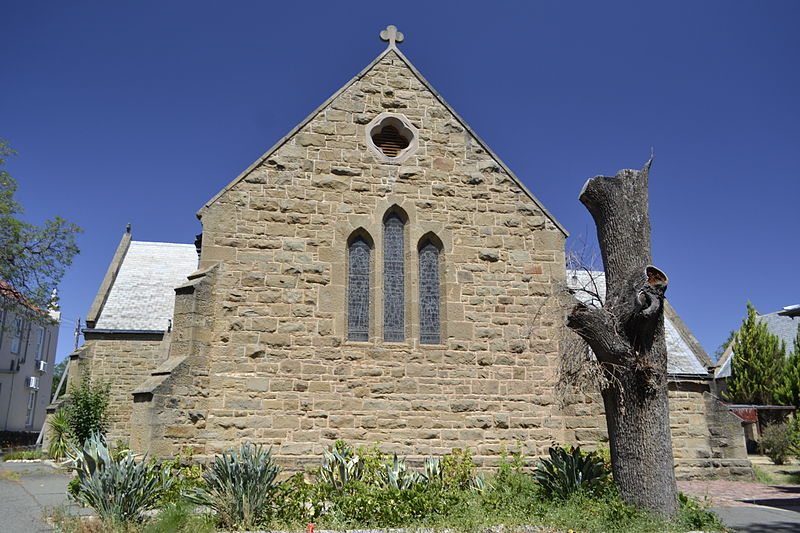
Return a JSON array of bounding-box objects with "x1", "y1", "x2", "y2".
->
[{"x1": 64, "y1": 27, "x2": 751, "y2": 478}]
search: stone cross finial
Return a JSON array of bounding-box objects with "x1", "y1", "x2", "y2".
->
[{"x1": 380, "y1": 25, "x2": 404, "y2": 47}]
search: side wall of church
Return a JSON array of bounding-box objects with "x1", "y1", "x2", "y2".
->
[
  {"x1": 75, "y1": 335, "x2": 169, "y2": 442},
  {"x1": 171, "y1": 51, "x2": 570, "y2": 467}
]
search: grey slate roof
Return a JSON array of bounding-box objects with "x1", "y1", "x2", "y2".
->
[
  {"x1": 94, "y1": 241, "x2": 198, "y2": 331},
  {"x1": 760, "y1": 310, "x2": 800, "y2": 351},
  {"x1": 567, "y1": 270, "x2": 710, "y2": 376},
  {"x1": 715, "y1": 306, "x2": 800, "y2": 379}
]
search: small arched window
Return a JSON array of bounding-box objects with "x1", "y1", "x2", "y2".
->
[
  {"x1": 347, "y1": 236, "x2": 371, "y2": 342},
  {"x1": 418, "y1": 238, "x2": 441, "y2": 344},
  {"x1": 383, "y1": 213, "x2": 405, "y2": 342}
]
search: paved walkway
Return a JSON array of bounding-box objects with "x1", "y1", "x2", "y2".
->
[
  {"x1": 679, "y1": 479, "x2": 800, "y2": 532},
  {"x1": 0, "y1": 460, "x2": 74, "y2": 532}
]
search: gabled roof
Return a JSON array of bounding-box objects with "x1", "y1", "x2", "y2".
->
[
  {"x1": 567, "y1": 270, "x2": 711, "y2": 377},
  {"x1": 715, "y1": 305, "x2": 800, "y2": 379},
  {"x1": 87, "y1": 231, "x2": 197, "y2": 332},
  {"x1": 197, "y1": 42, "x2": 567, "y2": 237}
]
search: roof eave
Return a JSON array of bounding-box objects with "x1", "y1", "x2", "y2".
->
[
  {"x1": 197, "y1": 47, "x2": 396, "y2": 219},
  {"x1": 85, "y1": 228, "x2": 132, "y2": 328}
]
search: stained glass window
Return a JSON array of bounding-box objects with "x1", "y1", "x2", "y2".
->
[
  {"x1": 383, "y1": 214, "x2": 405, "y2": 342},
  {"x1": 347, "y1": 237, "x2": 370, "y2": 342},
  {"x1": 419, "y1": 240, "x2": 441, "y2": 344}
]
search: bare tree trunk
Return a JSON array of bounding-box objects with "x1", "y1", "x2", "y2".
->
[{"x1": 566, "y1": 159, "x2": 678, "y2": 517}]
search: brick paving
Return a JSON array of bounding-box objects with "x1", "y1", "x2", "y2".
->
[{"x1": 678, "y1": 479, "x2": 800, "y2": 509}]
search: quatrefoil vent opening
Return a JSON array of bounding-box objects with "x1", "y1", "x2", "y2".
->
[{"x1": 365, "y1": 113, "x2": 418, "y2": 163}]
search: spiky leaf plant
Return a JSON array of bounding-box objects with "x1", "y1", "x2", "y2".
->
[
  {"x1": 319, "y1": 441, "x2": 363, "y2": 491},
  {"x1": 189, "y1": 442, "x2": 280, "y2": 530},
  {"x1": 47, "y1": 408, "x2": 70, "y2": 460},
  {"x1": 67, "y1": 433, "x2": 174, "y2": 524},
  {"x1": 532, "y1": 446, "x2": 609, "y2": 499},
  {"x1": 380, "y1": 454, "x2": 423, "y2": 489}
]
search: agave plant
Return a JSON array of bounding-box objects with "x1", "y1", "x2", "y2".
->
[
  {"x1": 189, "y1": 442, "x2": 280, "y2": 530},
  {"x1": 319, "y1": 441, "x2": 363, "y2": 490},
  {"x1": 380, "y1": 454, "x2": 423, "y2": 489},
  {"x1": 47, "y1": 408, "x2": 71, "y2": 460},
  {"x1": 532, "y1": 445, "x2": 609, "y2": 499},
  {"x1": 423, "y1": 456, "x2": 443, "y2": 483},
  {"x1": 67, "y1": 432, "x2": 175, "y2": 524}
]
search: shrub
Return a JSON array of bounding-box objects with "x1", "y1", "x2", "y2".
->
[
  {"x1": 759, "y1": 420, "x2": 799, "y2": 465},
  {"x1": 67, "y1": 433, "x2": 175, "y2": 524},
  {"x1": 2, "y1": 449, "x2": 44, "y2": 461},
  {"x1": 65, "y1": 377, "x2": 110, "y2": 444},
  {"x1": 328, "y1": 482, "x2": 461, "y2": 528},
  {"x1": 676, "y1": 492, "x2": 726, "y2": 531},
  {"x1": 47, "y1": 408, "x2": 71, "y2": 459},
  {"x1": 532, "y1": 445, "x2": 609, "y2": 499},
  {"x1": 189, "y1": 442, "x2": 280, "y2": 530},
  {"x1": 441, "y1": 447, "x2": 482, "y2": 490},
  {"x1": 272, "y1": 472, "x2": 332, "y2": 525},
  {"x1": 157, "y1": 448, "x2": 206, "y2": 505}
]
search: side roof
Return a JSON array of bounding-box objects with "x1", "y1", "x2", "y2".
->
[
  {"x1": 197, "y1": 41, "x2": 567, "y2": 237},
  {"x1": 567, "y1": 270, "x2": 712, "y2": 377},
  {"x1": 86, "y1": 231, "x2": 198, "y2": 332}
]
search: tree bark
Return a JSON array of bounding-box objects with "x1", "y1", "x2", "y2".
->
[{"x1": 566, "y1": 159, "x2": 678, "y2": 517}]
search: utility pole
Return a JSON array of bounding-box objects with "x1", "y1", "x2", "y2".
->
[{"x1": 73, "y1": 317, "x2": 81, "y2": 350}]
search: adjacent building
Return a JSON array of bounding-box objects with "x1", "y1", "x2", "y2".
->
[{"x1": 0, "y1": 284, "x2": 60, "y2": 433}]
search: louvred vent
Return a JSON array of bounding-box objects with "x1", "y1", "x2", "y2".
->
[{"x1": 371, "y1": 125, "x2": 409, "y2": 157}]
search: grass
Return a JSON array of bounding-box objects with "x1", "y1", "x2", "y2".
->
[
  {"x1": 2, "y1": 449, "x2": 45, "y2": 461},
  {"x1": 753, "y1": 463, "x2": 800, "y2": 485},
  {"x1": 47, "y1": 504, "x2": 215, "y2": 533},
  {"x1": 0, "y1": 469, "x2": 21, "y2": 482}
]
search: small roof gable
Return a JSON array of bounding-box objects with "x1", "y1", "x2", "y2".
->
[
  {"x1": 198, "y1": 39, "x2": 567, "y2": 237},
  {"x1": 92, "y1": 241, "x2": 198, "y2": 332},
  {"x1": 567, "y1": 270, "x2": 710, "y2": 376}
]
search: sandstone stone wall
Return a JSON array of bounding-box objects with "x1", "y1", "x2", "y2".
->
[
  {"x1": 559, "y1": 381, "x2": 751, "y2": 479},
  {"x1": 78, "y1": 333, "x2": 169, "y2": 442},
  {"x1": 130, "y1": 266, "x2": 216, "y2": 456},
  {"x1": 137, "y1": 50, "x2": 569, "y2": 466},
  {"x1": 670, "y1": 382, "x2": 751, "y2": 479}
]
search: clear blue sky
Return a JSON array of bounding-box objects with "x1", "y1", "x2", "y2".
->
[{"x1": 2, "y1": 1, "x2": 798, "y2": 364}]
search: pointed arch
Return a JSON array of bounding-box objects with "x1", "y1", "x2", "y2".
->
[
  {"x1": 347, "y1": 229, "x2": 373, "y2": 342},
  {"x1": 383, "y1": 207, "x2": 407, "y2": 342},
  {"x1": 418, "y1": 233, "x2": 443, "y2": 345}
]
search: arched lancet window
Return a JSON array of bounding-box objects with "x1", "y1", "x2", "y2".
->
[
  {"x1": 383, "y1": 213, "x2": 405, "y2": 342},
  {"x1": 347, "y1": 236, "x2": 371, "y2": 342},
  {"x1": 419, "y1": 238, "x2": 441, "y2": 344}
]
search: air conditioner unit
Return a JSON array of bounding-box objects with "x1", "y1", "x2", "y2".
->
[
  {"x1": 25, "y1": 376, "x2": 39, "y2": 390},
  {"x1": 36, "y1": 360, "x2": 47, "y2": 373}
]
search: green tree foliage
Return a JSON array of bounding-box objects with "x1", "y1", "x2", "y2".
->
[
  {"x1": 50, "y1": 358, "x2": 68, "y2": 401},
  {"x1": 775, "y1": 325, "x2": 800, "y2": 407},
  {"x1": 714, "y1": 330, "x2": 736, "y2": 362},
  {"x1": 724, "y1": 303, "x2": 785, "y2": 405},
  {"x1": 0, "y1": 139, "x2": 80, "y2": 312},
  {"x1": 66, "y1": 376, "x2": 110, "y2": 444}
]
